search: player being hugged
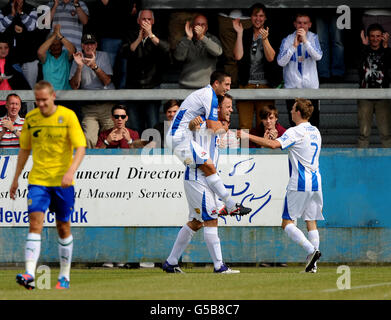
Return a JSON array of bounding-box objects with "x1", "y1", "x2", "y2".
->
[
  {"x1": 166, "y1": 71, "x2": 251, "y2": 217},
  {"x1": 238, "y1": 98, "x2": 323, "y2": 273},
  {"x1": 10, "y1": 80, "x2": 86, "y2": 290}
]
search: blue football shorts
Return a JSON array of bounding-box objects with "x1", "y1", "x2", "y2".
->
[{"x1": 27, "y1": 185, "x2": 75, "y2": 222}]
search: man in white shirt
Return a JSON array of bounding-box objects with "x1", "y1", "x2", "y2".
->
[
  {"x1": 238, "y1": 98, "x2": 323, "y2": 273},
  {"x1": 277, "y1": 13, "x2": 322, "y2": 128},
  {"x1": 166, "y1": 71, "x2": 251, "y2": 218},
  {"x1": 163, "y1": 93, "x2": 241, "y2": 274}
]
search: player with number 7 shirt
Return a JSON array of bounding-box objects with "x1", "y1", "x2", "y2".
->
[{"x1": 237, "y1": 98, "x2": 323, "y2": 273}]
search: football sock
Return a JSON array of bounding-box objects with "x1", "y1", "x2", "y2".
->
[
  {"x1": 204, "y1": 227, "x2": 223, "y2": 270},
  {"x1": 284, "y1": 223, "x2": 315, "y2": 255},
  {"x1": 25, "y1": 232, "x2": 41, "y2": 278},
  {"x1": 308, "y1": 229, "x2": 320, "y2": 268},
  {"x1": 58, "y1": 235, "x2": 73, "y2": 281},
  {"x1": 308, "y1": 229, "x2": 320, "y2": 250},
  {"x1": 167, "y1": 224, "x2": 195, "y2": 266},
  {"x1": 205, "y1": 173, "x2": 236, "y2": 210}
]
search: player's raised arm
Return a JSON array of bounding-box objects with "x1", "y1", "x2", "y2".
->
[{"x1": 10, "y1": 148, "x2": 31, "y2": 200}]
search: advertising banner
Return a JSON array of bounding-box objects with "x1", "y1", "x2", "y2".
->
[{"x1": 0, "y1": 153, "x2": 288, "y2": 227}]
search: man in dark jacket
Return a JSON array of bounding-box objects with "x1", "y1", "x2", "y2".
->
[
  {"x1": 233, "y1": 3, "x2": 280, "y2": 131},
  {"x1": 357, "y1": 23, "x2": 391, "y2": 148},
  {"x1": 123, "y1": 9, "x2": 170, "y2": 134}
]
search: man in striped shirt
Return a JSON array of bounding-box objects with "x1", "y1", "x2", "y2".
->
[
  {"x1": 238, "y1": 98, "x2": 323, "y2": 273},
  {"x1": 0, "y1": 93, "x2": 24, "y2": 148},
  {"x1": 49, "y1": 0, "x2": 89, "y2": 51},
  {"x1": 277, "y1": 13, "x2": 323, "y2": 128}
]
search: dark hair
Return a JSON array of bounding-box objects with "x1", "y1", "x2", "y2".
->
[
  {"x1": 163, "y1": 99, "x2": 179, "y2": 113},
  {"x1": 259, "y1": 104, "x2": 278, "y2": 120},
  {"x1": 249, "y1": 3, "x2": 267, "y2": 17},
  {"x1": 217, "y1": 93, "x2": 233, "y2": 106},
  {"x1": 6, "y1": 93, "x2": 21, "y2": 104},
  {"x1": 210, "y1": 71, "x2": 231, "y2": 85},
  {"x1": 111, "y1": 104, "x2": 127, "y2": 116},
  {"x1": 367, "y1": 23, "x2": 385, "y2": 36},
  {"x1": 294, "y1": 98, "x2": 313, "y2": 120}
]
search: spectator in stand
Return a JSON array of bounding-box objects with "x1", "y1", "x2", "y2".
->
[
  {"x1": 37, "y1": 24, "x2": 75, "y2": 90},
  {"x1": 92, "y1": 0, "x2": 139, "y2": 68},
  {"x1": 0, "y1": 36, "x2": 30, "y2": 113},
  {"x1": 70, "y1": 33, "x2": 115, "y2": 148},
  {"x1": 217, "y1": 9, "x2": 252, "y2": 88},
  {"x1": 277, "y1": 12, "x2": 322, "y2": 128},
  {"x1": 357, "y1": 23, "x2": 391, "y2": 148},
  {"x1": 96, "y1": 104, "x2": 150, "y2": 149},
  {"x1": 249, "y1": 104, "x2": 286, "y2": 148},
  {"x1": 316, "y1": 12, "x2": 345, "y2": 83},
  {"x1": 123, "y1": 9, "x2": 170, "y2": 134},
  {"x1": 362, "y1": 9, "x2": 391, "y2": 48},
  {"x1": 91, "y1": 0, "x2": 140, "y2": 89},
  {"x1": 233, "y1": 3, "x2": 278, "y2": 131},
  {"x1": 174, "y1": 14, "x2": 223, "y2": 89},
  {"x1": 49, "y1": 0, "x2": 89, "y2": 52},
  {"x1": 153, "y1": 99, "x2": 179, "y2": 147},
  {"x1": 0, "y1": 0, "x2": 40, "y2": 89},
  {"x1": 0, "y1": 93, "x2": 24, "y2": 148}
]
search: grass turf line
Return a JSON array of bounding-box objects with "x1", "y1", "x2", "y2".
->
[{"x1": 1, "y1": 266, "x2": 391, "y2": 300}]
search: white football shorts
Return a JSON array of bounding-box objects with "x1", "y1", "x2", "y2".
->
[
  {"x1": 282, "y1": 190, "x2": 324, "y2": 221},
  {"x1": 184, "y1": 180, "x2": 223, "y2": 222}
]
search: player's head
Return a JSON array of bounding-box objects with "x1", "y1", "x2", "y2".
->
[
  {"x1": 5, "y1": 93, "x2": 22, "y2": 118},
  {"x1": 292, "y1": 98, "x2": 313, "y2": 123},
  {"x1": 259, "y1": 104, "x2": 279, "y2": 130},
  {"x1": 34, "y1": 80, "x2": 57, "y2": 117},
  {"x1": 217, "y1": 93, "x2": 233, "y2": 122},
  {"x1": 210, "y1": 71, "x2": 231, "y2": 96},
  {"x1": 111, "y1": 104, "x2": 128, "y2": 128},
  {"x1": 163, "y1": 99, "x2": 180, "y2": 121}
]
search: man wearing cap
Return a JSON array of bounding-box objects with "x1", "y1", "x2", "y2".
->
[{"x1": 70, "y1": 33, "x2": 115, "y2": 148}]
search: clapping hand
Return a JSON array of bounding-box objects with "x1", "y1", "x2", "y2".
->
[
  {"x1": 83, "y1": 51, "x2": 96, "y2": 68},
  {"x1": 360, "y1": 30, "x2": 369, "y2": 46},
  {"x1": 194, "y1": 24, "x2": 205, "y2": 40},
  {"x1": 260, "y1": 27, "x2": 269, "y2": 41},
  {"x1": 185, "y1": 21, "x2": 193, "y2": 40},
  {"x1": 382, "y1": 32, "x2": 390, "y2": 48},
  {"x1": 73, "y1": 52, "x2": 84, "y2": 66}
]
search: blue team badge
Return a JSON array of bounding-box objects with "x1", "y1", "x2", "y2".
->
[
  {"x1": 280, "y1": 134, "x2": 289, "y2": 142},
  {"x1": 58, "y1": 116, "x2": 64, "y2": 124}
]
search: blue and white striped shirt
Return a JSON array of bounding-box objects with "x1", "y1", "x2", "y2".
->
[
  {"x1": 277, "y1": 31, "x2": 322, "y2": 89},
  {"x1": 168, "y1": 84, "x2": 219, "y2": 141},
  {"x1": 277, "y1": 122, "x2": 322, "y2": 192}
]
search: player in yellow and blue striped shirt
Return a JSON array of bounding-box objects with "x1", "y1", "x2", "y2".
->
[{"x1": 10, "y1": 80, "x2": 86, "y2": 290}]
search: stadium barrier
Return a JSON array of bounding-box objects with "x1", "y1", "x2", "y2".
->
[
  {"x1": 1, "y1": 88, "x2": 391, "y2": 101},
  {"x1": 1, "y1": 148, "x2": 391, "y2": 264}
]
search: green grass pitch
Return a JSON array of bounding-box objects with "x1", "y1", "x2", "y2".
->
[{"x1": 1, "y1": 266, "x2": 391, "y2": 300}]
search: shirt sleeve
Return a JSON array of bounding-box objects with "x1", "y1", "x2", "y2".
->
[
  {"x1": 276, "y1": 127, "x2": 298, "y2": 150},
  {"x1": 19, "y1": 120, "x2": 32, "y2": 150},
  {"x1": 98, "y1": 51, "x2": 113, "y2": 76},
  {"x1": 204, "y1": 89, "x2": 219, "y2": 121},
  {"x1": 68, "y1": 111, "x2": 87, "y2": 148}
]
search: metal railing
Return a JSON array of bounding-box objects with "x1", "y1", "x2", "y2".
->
[{"x1": 0, "y1": 88, "x2": 390, "y2": 102}]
